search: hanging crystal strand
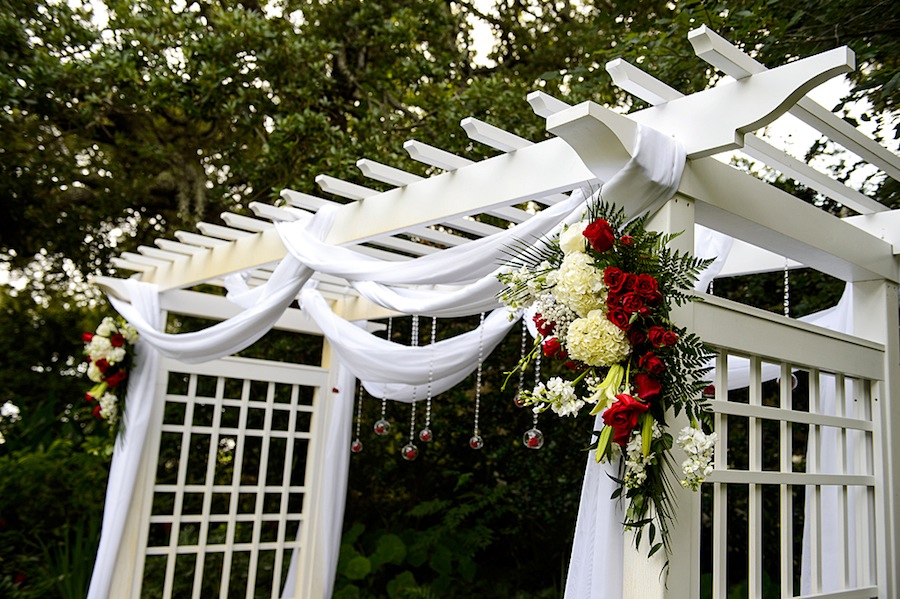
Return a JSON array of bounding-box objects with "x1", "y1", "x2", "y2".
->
[
  {"x1": 418, "y1": 316, "x2": 437, "y2": 443},
  {"x1": 523, "y1": 329, "x2": 544, "y2": 449},
  {"x1": 513, "y1": 318, "x2": 529, "y2": 408},
  {"x1": 783, "y1": 258, "x2": 791, "y2": 317},
  {"x1": 373, "y1": 317, "x2": 392, "y2": 436},
  {"x1": 402, "y1": 316, "x2": 420, "y2": 461},
  {"x1": 469, "y1": 312, "x2": 486, "y2": 450},
  {"x1": 350, "y1": 383, "x2": 364, "y2": 453}
]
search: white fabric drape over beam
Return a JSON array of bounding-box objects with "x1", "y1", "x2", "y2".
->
[{"x1": 90, "y1": 124, "x2": 687, "y2": 599}]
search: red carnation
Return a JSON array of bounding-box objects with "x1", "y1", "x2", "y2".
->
[
  {"x1": 639, "y1": 351, "x2": 666, "y2": 376},
  {"x1": 634, "y1": 274, "x2": 658, "y2": 298},
  {"x1": 583, "y1": 218, "x2": 616, "y2": 253},
  {"x1": 602, "y1": 393, "x2": 650, "y2": 446},
  {"x1": 607, "y1": 308, "x2": 631, "y2": 331},
  {"x1": 633, "y1": 374, "x2": 662, "y2": 401},
  {"x1": 603, "y1": 266, "x2": 627, "y2": 293},
  {"x1": 110, "y1": 333, "x2": 126, "y2": 348}
]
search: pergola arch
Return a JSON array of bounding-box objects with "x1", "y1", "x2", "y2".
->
[{"x1": 90, "y1": 25, "x2": 899, "y2": 599}]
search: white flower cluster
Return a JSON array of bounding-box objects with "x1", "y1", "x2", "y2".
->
[
  {"x1": 552, "y1": 253, "x2": 607, "y2": 318},
  {"x1": 533, "y1": 293, "x2": 577, "y2": 342},
  {"x1": 677, "y1": 426, "x2": 718, "y2": 490},
  {"x1": 559, "y1": 221, "x2": 589, "y2": 255},
  {"x1": 99, "y1": 393, "x2": 119, "y2": 425},
  {"x1": 86, "y1": 335, "x2": 126, "y2": 370},
  {"x1": 530, "y1": 377, "x2": 585, "y2": 417},
  {"x1": 624, "y1": 422, "x2": 662, "y2": 488},
  {"x1": 499, "y1": 261, "x2": 558, "y2": 311},
  {"x1": 566, "y1": 310, "x2": 631, "y2": 367},
  {"x1": 0, "y1": 401, "x2": 21, "y2": 446}
]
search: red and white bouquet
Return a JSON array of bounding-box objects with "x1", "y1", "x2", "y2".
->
[
  {"x1": 498, "y1": 200, "x2": 716, "y2": 560},
  {"x1": 82, "y1": 316, "x2": 139, "y2": 431}
]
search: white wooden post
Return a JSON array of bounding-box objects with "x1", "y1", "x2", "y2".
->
[
  {"x1": 852, "y1": 280, "x2": 900, "y2": 599},
  {"x1": 622, "y1": 196, "x2": 701, "y2": 598}
]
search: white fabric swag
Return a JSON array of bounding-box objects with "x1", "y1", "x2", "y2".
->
[{"x1": 89, "y1": 123, "x2": 705, "y2": 599}]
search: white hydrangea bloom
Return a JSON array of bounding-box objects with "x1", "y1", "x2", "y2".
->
[
  {"x1": 552, "y1": 252, "x2": 607, "y2": 317},
  {"x1": 677, "y1": 426, "x2": 718, "y2": 490},
  {"x1": 86, "y1": 335, "x2": 113, "y2": 362},
  {"x1": 565, "y1": 310, "x2": 632, "y2": 367},
  {"x1": 559, "y1": 221, "x2": 588, "y2": 255},
  {"x1": 108, "y1": 346, "x2": 126, "y2": 364}
]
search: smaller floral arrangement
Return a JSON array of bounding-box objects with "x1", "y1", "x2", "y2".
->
[
  {"x1": 498, "y1": 199, "x2": 717, "y2": 562},
  {"x1": 81, "y1": 316, "x2": 139, "y2": 433}
]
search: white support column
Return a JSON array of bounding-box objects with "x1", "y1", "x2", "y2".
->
[
  {"x1": 622, "y1": 196, "x2": 701, "y2": 599},
  {"x1": 851, "y1": 280, "x2": 900, "y2": 599}
]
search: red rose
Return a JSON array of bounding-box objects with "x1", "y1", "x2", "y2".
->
[
  {"x1": 106, "y1": 370, "x2": 128, "y2": 388},
  {"x1": 603, "y1": 266, "x2": 627, "y2": 293},
  {"x1": 622, "y1": 273, "x2": 636, "y2": 292},
  {"x1": 95, "y1": 359, "x2": 111, "y2": 374},
  {"x1": 533, "y1": 313, "x2": 555, "y2": 337},
  {"x1": 621, "y1": 292, "x2": 644, "y2": 314},
  {"x1": 619, "y1": 234, "x2": 634, "y2": 246},
  {"x1": 633, "y1": 373, "x2": 662, "y2": 401},
  {"x1": 648, "y1": 325, "x2": 667, "y2": 348},
  {"x1": 602, "y1": 393, "x2": 650, "y2": 446},
  {"x1": 607, "y1": 308, "x2": 631, "y2": 331},
  {"x1": 639, "y1": 351, "x2": 666, "y2": 376},
  {"x1": 110, "y1": 333, "x2": 126, "y2": 348},
  {"x1": 606, "y1": 292, "x2": 621, "y2": 309},
  {"x1": 542, "y1": 337, "x2": 567, "y2": 360},
  {"x1": 583, "y1": 218, "x2": 616, "y2": 253},
  {"x1": 634, "y1": 274, "x2": 658, "y2": 298},
  {"x1": 662, "y1": 330, "x2": 678, "y2": 346},
  {"x1": 646, "y1": 290, "x2": 663, "y2": 306},
  {"x1": 628, "y1": 328, "x2": 647, "y2": 346},
  {"x1": 82, "y1": 332, "x2": 94, "y2": 343}
]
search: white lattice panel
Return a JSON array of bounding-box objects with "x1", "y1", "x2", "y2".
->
[{"x1": 135, "y1": 356, "x2": 328, "y2": 599}]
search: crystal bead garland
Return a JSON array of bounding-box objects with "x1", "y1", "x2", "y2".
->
[
  {"x1": 523, "y1": 334, "x2": 544, "y2": 449},
  {"x1": 350, "y1": 383, "x2": 364, "y2": 453},
  {"x1": 513, "y1": 319, "x2": 529, "y2": 408},
  {"x1": 373, "y1": 317, "x2": 392, "y2": 436},
  {"x1": 418, "y1": 316, "x2": 437, "y2": 443},
  {"x1": 401, "y1": 315, "x2": 420, "y2": 461},
  {"x1": 469, "y1": 312, "x2": 486, "y2": 450}
]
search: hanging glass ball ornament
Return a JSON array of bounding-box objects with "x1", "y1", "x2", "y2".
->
[
  {"x1": 523, "y1": 428, "x2": 544, "y2": 449},
  {"x1": 350, "y1": 439, "x2": 363, "y2": 453},
  {"x1": 418, "y1": 427, "x2": 433, "y2": 443},
  {"x1": 468, "y1": 434, "x2": 484, "y2": 450},
  {"x1": 401, "y1": 443, "x2": 419, "y2": 461},
  {"x1": 513, "y1": 393, "x2": 527, "y2": 408},
  {"x1": 373, "y1": 418, "x2": 391, "y2": 436}
]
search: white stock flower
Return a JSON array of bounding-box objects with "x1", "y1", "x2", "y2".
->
[
  {"x1": 565, "y1": 310, "x2": 631, "y2": 367},
  {"x1": 552, "y1": 252, "x2": 606, "y2": 317},
  {"x1": 559, "y1": 221, "x2": 588, "y2": 255},
  {"x1": 529, "y1": 377, "x2": 585, "y2": 418},
  {"x1": 96, "y1": 317, "x2": 117, "y2": 337},
  {"x1": 677, "y1": 426, "x2": 718, "y2": 490},
  {"x1": 99, "y1": 393, "x2": 119, "y2": 424},
  {"x1": 86, "y1": 335, "x2": 113, "y2": 362}
]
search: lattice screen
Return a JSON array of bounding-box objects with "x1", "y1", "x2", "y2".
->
[
  {"x1": 136, "y1": 356, "x2": 328, "y2": 599},
  {"x1": 703, "y1": 350, "x2": 880, "y2": 599}
]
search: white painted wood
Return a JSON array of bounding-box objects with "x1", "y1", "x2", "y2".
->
[
  {"x1": 606, "y1": 58, "x2": 683, "y2": 105},
  {"x1": 315, "y1": 174, "x2": 378, "y2": 200},
  {"x1": 119, "y1": 252, "x2": 172, "y2": 269},
  {"x1": 196, "y1": 221, "x2": 254, "y2": 241},
  {"x1": 356, "y1": 158, "x2": 423, "y2": 186},
  {"x1": 525, "y1": 90, "x2": 571, "y2": 117},
  {"x1": 137, "y1": 245, "x2": 186, "y2": 263},
  {"x1": 712, "y1": 352, "x2": 729, "y2": 599},
  {"x1": 460, "y1": 117, "x2": 532, "y2": 151},
  {"x1": 173, "y1": 230, "x2": 231, "y2": 248},
  {"x1": 748, "y1": 356, "x2": 762, "y2": 599},
  {"x1": 221, "y1": 212, "x2": 275, "y2": 233},
  {"x1": 403, "y1": 140, "x2": 473, "y2": 170},
  {"x1": 249, "y1": 201, "x2": 305, "y2": 222},
  {"x1": 845, "y1": 211, "x2": 900, "y2": 254},
  {"x1": 689, "y1": 24, "x2": 900, "y2": 181},
  {"x1": 154, "y1": 239, "x2": 207, "y2": 256},
  {"x1": 779, "y1": 363, "x2": 794, "y2": 596}
]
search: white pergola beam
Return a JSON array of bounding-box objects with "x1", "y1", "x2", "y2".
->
[
  {"x1": 315, "y1": 175, "x2": 379, "y2": 200},
  {"x1": 606, "y1": 59, "x2": 683, "y2": 104},
  {"x1": 154, "y1": 239, "x2": 206, "y2": 256},
  {"x1": 403, "y1": 140, "x2": 473, "y2": 171},
  {"x1": 173, "y1": 230, "x2": 231, "y2": 248},
  {"x1": 221, "y1": 212, "x2": 275, "y2": 233},
  {"x1": 196, "y1": 222, "x2": 254, "y2": 241},
  {"x1": 356, "y1": 159, "x2": 423, "y2": 186},
  {"x1": 689, "y1": 24, "x2": 900, "y2": 181},
  {"x1": 526, "y1": 90, "x2": 572, "y2": 117},
  {"x1": 460, "y1": 117, "x2": 533, "y2": 152}
]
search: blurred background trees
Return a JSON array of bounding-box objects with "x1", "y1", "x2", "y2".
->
[{"x1": 0, "y1": 0, "x2": 896, "y2": 596}]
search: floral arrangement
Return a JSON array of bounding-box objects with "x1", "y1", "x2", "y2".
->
[
  {"x1": 498, "y1": 199, "x2": 717, "y2": 560},
  {"x1": 81, "y1": 316, "x2": 139, "y2": 433}
]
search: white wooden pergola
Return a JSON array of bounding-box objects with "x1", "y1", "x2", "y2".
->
[{"x1": 94, "y1": 26, "x2": 899, "y2": 599}]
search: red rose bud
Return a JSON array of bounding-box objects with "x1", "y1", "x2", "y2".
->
[
  {"x1": 621, "y1": 292, "x2": 644, "y2": 314},
  {"x1": 634, "y1": 273, "x2": 658, "y2": 297},
  {"x1": 639, "y1": 351, "x2": 666, "y2": 376},
  {"x1": 110, "y1": 333, "x2": 126, "y2": 348},
  {"x1": 583, "y1": 218, "x2": 616, "y2": 253},
  {"x1": 628, "y1": 329, "x2": 647, "y2": 346},
  {"x1": 82, "y1": 332, "x2": 94, "y2": 343},
  {"x1": 533, "y1": 313, "x2": 555, "y2": 336},
  {"x1": 619, "y1": 235, "x2": 634, "y2": 246},
  {"x1": 633, "y1": 373, "x2": 662, "y2": 400},
  {"x1": 542, "y1": 337, "x2": 567, "y2": 360},
  {"x1": 603, "y1": 266, "x2": 627, "y2": 292},
  {"x1": 607, "y1": 308, "x2": 631, "y2": 331},
  {"x1": 602, "y1": 393, "x2": 650, "y2": 446}
]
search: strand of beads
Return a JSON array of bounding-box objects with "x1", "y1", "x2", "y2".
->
[{"x1": 469, "y1": 313, "x2": 486, "y2": 450}]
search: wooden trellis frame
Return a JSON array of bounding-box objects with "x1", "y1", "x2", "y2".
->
[{"x1": 94, "y1": 25, "x2": 899, "y2": 599}]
